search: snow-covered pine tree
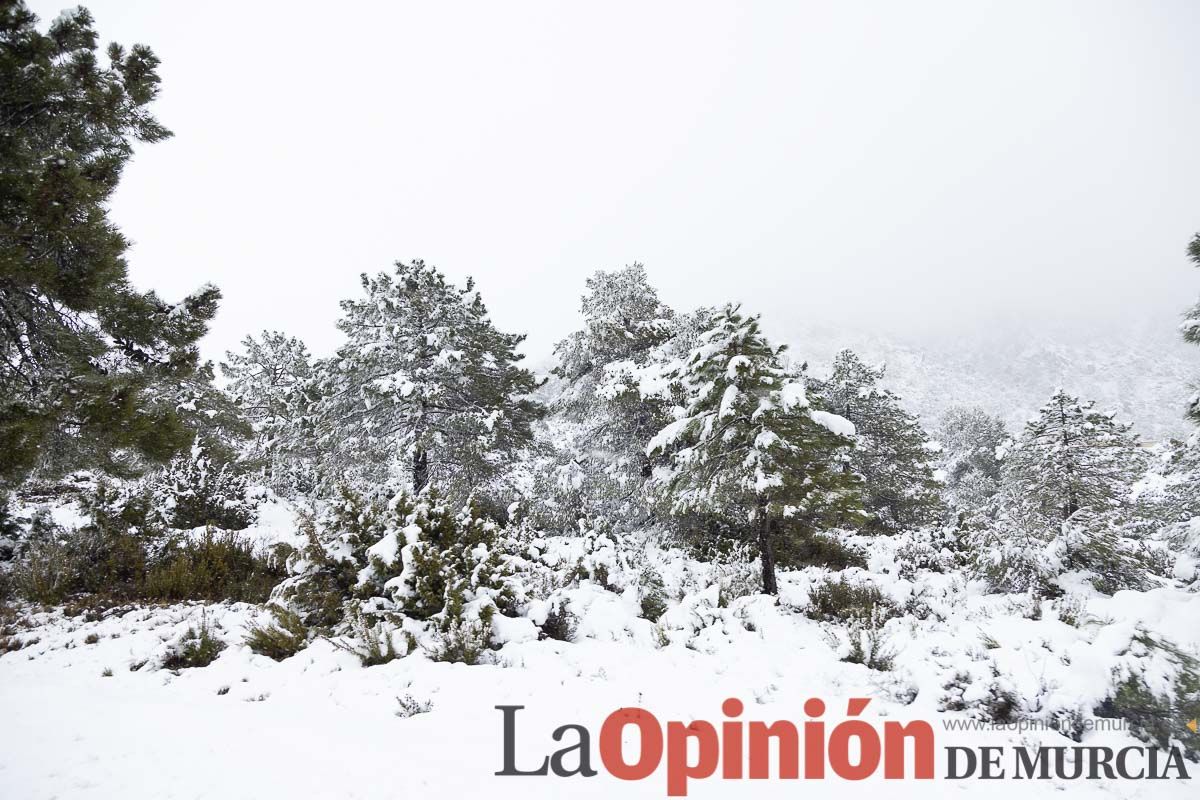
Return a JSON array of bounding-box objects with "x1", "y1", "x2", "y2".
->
[
  {"x1": 312, "y1": 261, "x2": 542, "y2": 498},
  {"x1": 971, "y1": 389, "x2": 1151, "y2": 594},
  {"x1": 812, "y1": 350, "x2": 942, "y2": 531},
  {"x1": 0, "y1": 5, "x2": 221, "y2": 484},
  {"x1": 648, "y1": 305, "x2": 860, "y2": 594},
  {"x1": 221, "y1": 332, "x2": 318, "y2": 494},
  {"x1": 1137, "y1": 232, "x2": 1200, "y2": 583},
  {"x1": 162, "y1": 359, "x2": 249, "y2": 461},
  {"x1": 937, "y1": 406, "x2": 1009, "y2": 518},
  {"x1": 554, "y1": 264, "x2": 676, "y2": 377},
  {"x1": 1183, "y1": 233, "x2": 1200, "y2": 424},
  {"x1": 30, "y1": 346, "x2": 249, "y2": 482},
  {"x1": 970, "y1": 492, "x2": 1065, "y2": 593},
  {"x1": 549, "y1": 265, "x2": 683, "y2": 524},
  {"x1": 1003, "y1": 389, "x2": 1142, "y2": 522}
]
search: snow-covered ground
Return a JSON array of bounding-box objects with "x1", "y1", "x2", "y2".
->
[{"x1": 3, "y1": 505, "x2": 1197, "y2": 798}]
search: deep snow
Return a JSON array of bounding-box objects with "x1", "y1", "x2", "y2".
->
[{"x1": 2, "y1": 502, "x2": 1197, "y2": 799}]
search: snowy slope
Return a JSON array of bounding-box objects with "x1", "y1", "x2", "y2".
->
[{"x1": 2, "y1": 502, "x2": 1197, "y2": 799}]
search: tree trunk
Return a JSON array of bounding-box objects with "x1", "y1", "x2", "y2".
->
[
  {"x1": 1060, "y1": 400, "x2": 1077, "y2": 520},
  {"x1": 1063, "y1": 494, "x2": 1078, "y2": 521},
  {"x1": 758, "y1": 512, "x2": 779, "y2": 595},
  {"x1": 413, "y1": 447, "x2": 429, "y2": 494}
]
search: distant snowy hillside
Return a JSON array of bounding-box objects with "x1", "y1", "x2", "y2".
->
[{"x1": 774, "y1": 319, "x2": 1196, "y2": 442}]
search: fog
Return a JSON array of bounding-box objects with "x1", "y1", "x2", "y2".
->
[{"x1": 29, "y1": 0, "x2": 1200, "y2": 363}]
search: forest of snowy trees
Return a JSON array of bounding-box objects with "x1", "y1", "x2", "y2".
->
[{"x1": 2, "y1": 3, "x2": 1200, "y2": 766}]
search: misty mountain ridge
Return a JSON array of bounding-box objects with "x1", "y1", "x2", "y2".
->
[{"x1": 779, "y1": 317, "x2": 1196, "y2": 442}]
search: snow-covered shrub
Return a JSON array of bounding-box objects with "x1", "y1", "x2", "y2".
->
[
  {"x1": 1159, "y1": 518, "x2": 1200, "y2": 587},
  {"x1": 897, "y1": 581, "x2": 952, "y2": 622},
  {"x1": 84, "y1": 478, "x2": 161, "y2": 537},
  {"x1": 153, "y1": 447, "x2": 257, "y2": 531},
  {"x1": 568, "y1": 523, "x2": 638, "y2": 592},
  {"x1": 427, "y1": 614, "x2": 492, "y2": 665},
  {"x1": 967, "y1": 497, "x2": 1063, "y2": 596},
  {"x1": 805, "y1": 576, "x2": 899, "y2": 624},
  {"x1": 938, "y1": 665, "x2": 1020, "y2": 723},
  {"x1": 392, "y1": 494, "x2": 516, "y2": 623},
  {"x1": 841, "y1": 606, "x2": 896, "y2": 671},
  {"x1": 331, "y1": 608, "x2": 406, "y2": 667},
  {"x1": 925, "y1": 611, "x2": 1199, "y2": 754},
  {"x1": 1132, "y1": 438, "x2": 1200, "y2": 526},
  {"x1": 1094, "y1": 630, "x2": 1200, "y2": 759},
  {"x1": 12, "y1": 483, "x2": 151, "y2": 603},
  {"x1": 162, "y1": 617, "x2": 225, "y2": 670},
  {"x1": 538, "y1": 600, "x2": 578, "y2": 642},
  {"x1": 10, "y1": 535, "x2": 81, "y2": 604},
  {"x1": 277, "y1": 486, "x2": 535, "y2": 660},
  {"x1": 775, "y1": 530, "x2": 865, "y2": 571},
  {"x1": 275, "y1": 487, "x2": 397, "y2": 629},
  {"x1": 395, "y1": 695, "x2": 433, "y2": 718},
  {"x1": 143, "y1": 530, "x2": 285, "y2": 603},
  {"x1": 888, "y1": 527, "x2": 960, "y2": 578},
  {"x1": 0, "y1": 493, "x2": 19, "y2": 563},
  {"x1": 12, "y1": 516, "x2": 273, "y2": 604},
  {"x1": 805, "y1": 575, "x2": 901, "y2": 670},
  {"x1": 696, "y1": 539, "x2": 761, "y2": 604},
  {"x1": 637, "y1": 567, "x2": 668, "y2": 622},
  {"x1": 244, "y1": 605, "x2": 309, "y2": 661},
  {"x1": 1056, "y1": 512, "x2": 1167, "y2": 594},
  {"x1": 5, "y1": 504, "x2": 60, "y2": 596},
  {"x1": 275, "y1": 526, "x2": 360, "y2": 629},
  {"x1": 971, "y1": 500, "x2": 1166, "y2": 597},
  {"x1": 1051, "y1": 592, "x2": 1089, "y2": 627}
]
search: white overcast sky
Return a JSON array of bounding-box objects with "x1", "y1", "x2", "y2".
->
[{"x1": 30, "y1": 0, "x2": 1200, "y2": 363}]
